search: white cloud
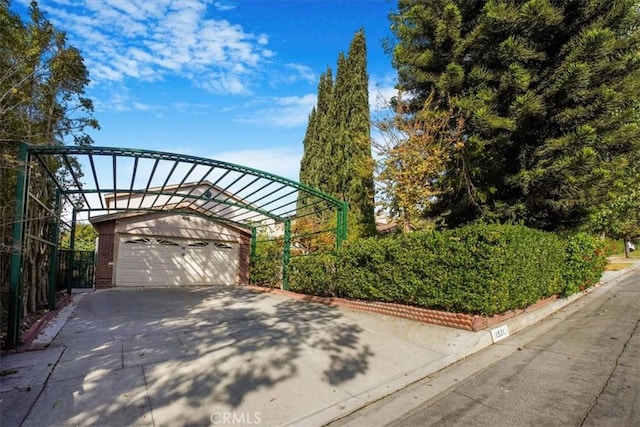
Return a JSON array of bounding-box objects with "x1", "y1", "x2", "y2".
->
[
  {"x1": 94, "y1": 88, "x2": 165, "y2": 113},
  {"x1": 39, "y1": 0, "x2": 274, "y2": 95},
  {"x1": 212, "y1": 147, "x2": 302, "y2": 181},
  {"x1": 172, "y1": 102, "x2": 214, "y2": 115},
  {"x1": 235, "y1": 94, "x2": 317, "y2": 128},
  {"x1": 284, "y1": 63, "x2": 317, "y2": 84},
  {"x1": 213, "y1": 1, "x2": 237, "y2": 12},
  {"x1": 231, "y1": 73, "x2": 397, "y2": 128},
  {"x1": 369, "y1": 73, "x2": 398, "y2": 112}
]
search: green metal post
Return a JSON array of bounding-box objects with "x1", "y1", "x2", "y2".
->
[
  {"x1": 66, "y1": 209, "x2": 77, "y2": 295},
  {"x1": 6, "y1": 143, "x2": 29, "y2": 349},
  {"x1": 336, "y1": 202, "x2": 348, "y2": 250},
  {"x1": 48, "y1": 190, "x2": 61, "y2": 310},
  {"x1": 342, "y1": 202, "x2": 348, "y2": 242},
  {"x1": 336, "y1": 207, "x2": 342, "y2": 251},
  {"x1": 282, "y1": 220, "x2": 291, "y2": 291},
  {"x1": 250, "y1": 227, "x2": 257, "y2": 263}
]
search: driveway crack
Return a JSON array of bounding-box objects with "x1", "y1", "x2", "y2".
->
[
  {"x1": 453, "y1": 389, "x2": 502, "y2": 412},
  {"x1": 141, "y1": 365, "x2": 156, "y2": 427},
  {"x1": 20, "y1": 346, "x2": 66, "y2": 427},
  {"x1": 579, "y1": 318, "x2": 640, "y2": 426}
]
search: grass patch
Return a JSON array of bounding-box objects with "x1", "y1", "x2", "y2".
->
[
  {"x1": 605, "y1": 262, "x2": 633, "y2": 271},
  {"x1": 610, "y1": 251, "x2": 640, "y2": 259}
]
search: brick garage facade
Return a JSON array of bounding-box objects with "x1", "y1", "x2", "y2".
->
[
  {"x1": 92, "y1": 214, "x2": 251, "y2": 288},
  {"x1": 94, "y1": 220, "x2": 116, "y2": 289}
]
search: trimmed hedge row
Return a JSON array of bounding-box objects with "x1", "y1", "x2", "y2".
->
[
  {"x1": 561, "y1": 232, "x2": 607, "y2": 296},
  {"x1": 250, "y1": 239, "x2": 282, "y2": 287},
  {"x1": 289, "y1": 224, "x2": 606, "y2": 316}
]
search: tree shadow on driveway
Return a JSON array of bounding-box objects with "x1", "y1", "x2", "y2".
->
[{"x1": 25, "y1": 286, "x2": 374, "y2": 426}]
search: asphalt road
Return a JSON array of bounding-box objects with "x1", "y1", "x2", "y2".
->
[{"x1": 332, "y1": 270, "x2": 640, "y2": 427}]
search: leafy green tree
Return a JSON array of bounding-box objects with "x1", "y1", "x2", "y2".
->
[
  {"x1": 1, "y1": 0, "x2": 98, "y2": 344},
  {"x1": 591, "y1": 187, "x2": 640, "y2": 258},
  {"x1": 374, "y1": 90, "x2": 467, "y2": 232},
  {"x1": 1, "y1": 0, "x2": 98, "y2": 146},
  {"x1": 334, "y1": 30, "x2": 376, "y2": 236},
  {"x1": 389, "y1": 0, "x2": 640, "y2": 231},
  {"x1": 60, "y1": 223, "x2": 98, "y2": 251},
  {"x1": 298, "y1": 29, "x2": 375, "y2": 238}
]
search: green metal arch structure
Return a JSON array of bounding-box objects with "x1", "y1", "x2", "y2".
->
[{"x1": 6, "y1": 143, "x2": 348, "y2": 349}]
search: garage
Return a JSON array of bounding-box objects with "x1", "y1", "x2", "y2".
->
[
  {"x1": 90, "y1": 207, "x2": 251, "y2": 289},
  {"x1": 115, "y1": 235, "x2": 239, "y2": 287}
]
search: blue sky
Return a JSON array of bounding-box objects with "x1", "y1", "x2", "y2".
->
[{"x1": 13, "y1": 0, "x2": 398, "y2": 181}]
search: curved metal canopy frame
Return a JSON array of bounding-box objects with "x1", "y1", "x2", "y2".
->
[
  {"x1": 27, "y1": 144, "x2": 347, "y2": 231},
  {"x1": 6, "y1": 143, "x2": 348, "y2": 349}
]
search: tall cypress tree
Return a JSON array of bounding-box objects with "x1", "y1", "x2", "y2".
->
[
  {"x1": 344, "y1": 29, "x2": 376, "y2": 235},
  {"x1": 390, "y1": 0, "x2": 640, "y2": 231},
  {"x1": 298, "y1": 67, "x2": 333, "y2": 215},
  {"x1": 298, "y1": 29, "x2": 375, "y2": 237}
]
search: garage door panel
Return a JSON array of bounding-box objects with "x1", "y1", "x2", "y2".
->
[{"x1": 116, "y1": 236, "x2": 239, "y2": 287}]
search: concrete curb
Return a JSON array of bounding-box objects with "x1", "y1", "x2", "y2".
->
[
  {"x1": 22, "y1": 295, "x2": 73, "y2": 345},
  {"x1": 1, "y1": 295, "x2": 74, "y2": 354},
  {"x1": 27, "y1": 294, "x2": 84, "y2": 350}
]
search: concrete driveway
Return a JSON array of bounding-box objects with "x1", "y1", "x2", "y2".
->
[{"x1": 1, "y1": 285, "x2": 493, "y2": 426}]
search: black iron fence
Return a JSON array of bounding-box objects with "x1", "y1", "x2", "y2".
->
[{"x1": 58, "y1": 250, "x2": 95, "y2": 290}]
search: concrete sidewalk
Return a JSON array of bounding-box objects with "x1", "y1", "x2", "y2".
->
[{"x1": 1, "y1": 262, "x2": 638, "y2": 427}]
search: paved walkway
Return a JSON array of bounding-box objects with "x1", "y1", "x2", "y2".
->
[{"x1": 1, "y1": 262, "x2": 638, "y2": 427}]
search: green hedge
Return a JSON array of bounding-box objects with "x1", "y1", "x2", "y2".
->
[
  {"x1": 335, "y1": 224, "x2": 567, "y2": 315},
  {"x1": 250, "y1": 239, "x2": 282, "y2": 287},
  {"x1": 287, "y1": 224, "x2": 607, "y2": 316},
  {"x1": 289, "y1": 253, "x2": 337, "y2": 296},
  {"x1": 561, "y1": 232, "x2": 607, "y2": 296}
]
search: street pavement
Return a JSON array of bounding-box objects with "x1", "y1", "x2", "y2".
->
[
  {"x1": 332, "y1": 269, "x2": 640, "y2": 427},
  {"x1": 1, "y1": 262, "x2": 638, "y2": 427}
]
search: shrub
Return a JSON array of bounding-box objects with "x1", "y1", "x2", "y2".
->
[
  {"x1": 250, "y1": 239, "x2": 282, "y2": 287},
  {"x1": 335, "y1": 231, "x2": 448, "y2": 303},
  {"x1": 442, "y1": 225, "x2": 566, "y2": 313},
  {"x1": 289, "y1": 253, "x2": 337, "y2": 296},
  {"x1": 278, "y1": 225, "x2": 607, "y2": 316},
  {"x1": 335, "y1": 224, "x2": 565, "y2": 315},
  {"x1": 561, "y1": 233, "x2": 607, "y2": 296}
]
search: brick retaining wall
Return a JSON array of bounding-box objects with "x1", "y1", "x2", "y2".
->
[{"x1": 245, "y1": 285, "x2": 559, "y2": 332}]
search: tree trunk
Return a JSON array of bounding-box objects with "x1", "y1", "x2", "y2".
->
[
  {"x1": 624, "y1": 236, "x2": 630, "y2": 259},
  {"x1": 29, "y1": 250, "x2": 37, "y2": 312},
  {"x1": 402, "y1": 215, "x2": 411, "y2": 233}
]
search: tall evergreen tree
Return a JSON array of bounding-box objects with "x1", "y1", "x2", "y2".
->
[
  {"x1": 389, "y1": 0, "x2": 640, "y2": 231},
  {"x1": 298, "y1": 29, "x2": 375, "y2": 237},
  {"x1": 298, "y1": 67, "x2": 332, "y2": 215},
  {"x1": 344, "y1": 30, "x2": 376, "y2": 235}
]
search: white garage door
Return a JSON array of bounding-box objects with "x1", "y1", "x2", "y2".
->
[{"x1": 116, "y1": 236, "x2": 239, "y2": 287}]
